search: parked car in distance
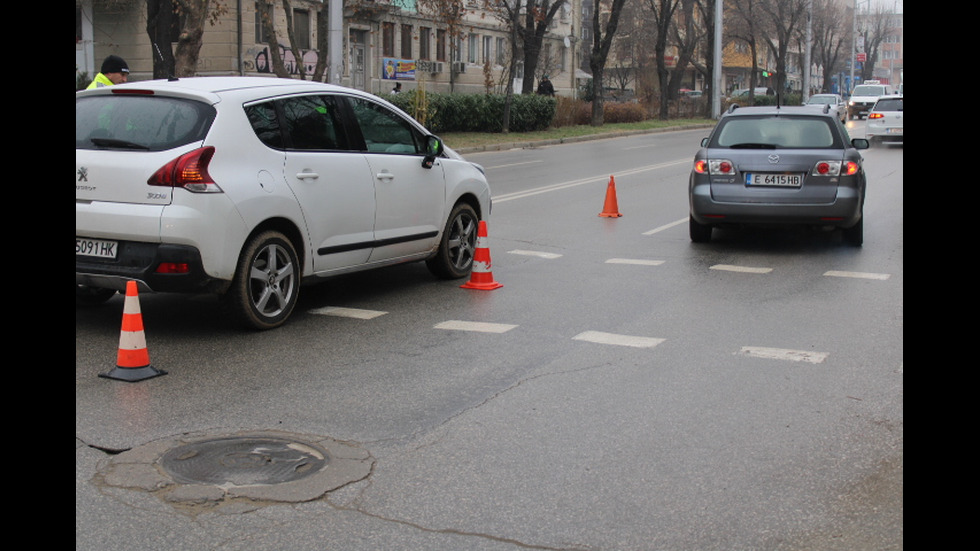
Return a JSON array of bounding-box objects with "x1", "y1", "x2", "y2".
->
[
  {"x1": 866, "y1": 95, "x2": 903, "y2": 147},
  {"x1": 805, "y1": 93, "x2": 847, "y2": 122},
  {"x1": 76, "y1": 77, "x2": 492, "y2": 329},
  {"x1": 847, "y1": 81, "x2": 891, "y2": 120},
  {"x1": 689, "y1": 105, "x2": 870, "y2": 246},
  {"x1": 729, "y1": 87, "x2": 774, "y2": 101}
]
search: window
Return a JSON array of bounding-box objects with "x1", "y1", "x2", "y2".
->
[
  {"x1": 247, "y1": 95, "x2": 347, "y2": 151},
  {"x1": 293, "y1": 9, "x2": 310, "y2": 50},
  {"x1": 496, "y1": 37, "x2": 506, "y2": 66},
  {"x1": 401, "y1": 24, "x2": 413, "y2": 58},
  {"x1": 76, "y1": 96, "x2": 216, "y2": 152},
  {"x1": 347, "y1": 97, "x2": 421, "y2": 155},
  {"x1": 468, "y1": 34, "x2": 478, "y2": 63},
  {"x1": 419, "y1": 27, "x2": 431, "y2": 60},
  {"x1": 716, "y1": 117, "x2": 836, "y2": 149},
  {"x1": 382, "y1": 22, "x2": 395, "y2": 57},
  {"x1": 483, "y1": 36, "x2": 492, "y2": 64},
  {"x1": 436, "y1": 29, "x2": 446, "y2": 61},
  {"x1": 255, "y1": 2, "x2": 273, "y2": 43}
]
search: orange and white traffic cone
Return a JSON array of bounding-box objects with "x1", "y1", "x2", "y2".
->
[
  {"x1": 100, "y1": 281, "x2": 167, "y2": 382},
  {"x1": 598, "y1": 175, "x2": 623, "y2": 218},
  {"x1": 461, "y1": 220, "x2": 503, "y2": 290}
]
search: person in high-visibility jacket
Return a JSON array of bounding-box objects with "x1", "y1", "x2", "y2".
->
[{"x1": 86, "y1": 55, "x2": 129, "y2": 89}]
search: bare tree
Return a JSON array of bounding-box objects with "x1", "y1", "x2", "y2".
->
[
  {"x1": 810, "y1": 0, "x2": 849, "y2": 93},
  {"x1": 588, "y1": 0, "x2": 629, "y2": 126},
  {"x1": 644, "y1": 0, "x2": 680, "y2": 120},
  {"x1": 756, "y1": 0, "x2": 808, "y2": 98},
  {"x1": 146, "y1": 0, "x2": 228, "y2": 78},
  {"x1": 855, "y1": 4, "x2": 894, "y2": 82}
]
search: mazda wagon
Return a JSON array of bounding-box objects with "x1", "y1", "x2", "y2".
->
[{"x1": 689, "y1": 105, "x2": 869, "y2": 246}]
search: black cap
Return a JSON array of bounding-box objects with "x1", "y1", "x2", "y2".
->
[{"x1": 101, "y1": 55, "x2": 130, "y2": 74}]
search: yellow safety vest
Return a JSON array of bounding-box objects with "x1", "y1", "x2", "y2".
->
[{"x1": 86, "y1": 73, "x2": 115, "y2": 89}]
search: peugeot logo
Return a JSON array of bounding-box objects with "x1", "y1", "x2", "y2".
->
[{"x1": 767, "y1": 154, "x2": 780, "y2": 164}]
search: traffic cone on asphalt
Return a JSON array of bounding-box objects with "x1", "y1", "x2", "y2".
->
[
  {"x1": 461, "y1": 220, "x2": 503, "y2": 290},
  {"x1": 598, "y1": 175, "x2": 623, "y2": 217},
  {"x1": 100, "y1": 281, "x2": 167, "y2": 382}
]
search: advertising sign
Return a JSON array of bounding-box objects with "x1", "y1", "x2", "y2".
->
[{"x1": 383, "y1": 58, "x2": 416, "y2": 80}]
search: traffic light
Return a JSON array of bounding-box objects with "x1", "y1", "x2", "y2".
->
[{"x1": 761, "y1": 70, "x2": 771, "y2": 78}]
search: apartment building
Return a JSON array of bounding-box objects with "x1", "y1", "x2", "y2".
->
[{"x1": 76, "y1": 0, "x2": 581, "y2": 97}]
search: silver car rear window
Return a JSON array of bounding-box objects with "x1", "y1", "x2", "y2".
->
[
  {"x1": 75, "y1": 95, "x2": 216, "y2": 152},
  {"x1": 714, "y1": 117, "x2": 837, "y2": 149}
]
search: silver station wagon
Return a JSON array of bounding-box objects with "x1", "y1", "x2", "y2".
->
[{"x1": 688, "y1": 105, "x2": 869, "y2": 246}]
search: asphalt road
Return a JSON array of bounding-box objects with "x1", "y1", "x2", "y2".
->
[{"x1": 76, "y1": 121, "x2": 902, "y2": 550}]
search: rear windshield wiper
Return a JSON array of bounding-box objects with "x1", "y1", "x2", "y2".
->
[
  {"x1": 90, "y1": 137, "x2": 150, "y2": 150},
  {"x1": 728, "y1": 143, "x2": 777, "y2": 149}
]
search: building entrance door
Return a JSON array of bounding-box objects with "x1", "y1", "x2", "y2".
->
[{"x1": 349, "y1": 30, "x2": 366, "y2": 90}]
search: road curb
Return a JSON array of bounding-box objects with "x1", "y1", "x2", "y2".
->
[{"x1": 453, "y1": 123, "x2": 715, "y2": 154}]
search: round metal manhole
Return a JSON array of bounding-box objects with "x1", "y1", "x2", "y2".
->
[{"x1": 160, "y1": 436, "x2": 329, "y2": 486}]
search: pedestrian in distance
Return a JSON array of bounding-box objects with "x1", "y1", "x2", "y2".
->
[
  {"x1": 536, "y1": 74, "x2": 555, "y2": 97},
  {"x1": 391, "y1": 82, "x2": 402, "y2": 94},
  {"x1": 87, "y1": 55, "x2": 130, "y2": 89}
]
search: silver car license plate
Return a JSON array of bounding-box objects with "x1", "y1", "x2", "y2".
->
[
  {"x1": 745, "y1": 173, "x2": 803, "y2": 187},
  {"x1": 76, "y1": 237, "x2": 118, "y2": 259}
]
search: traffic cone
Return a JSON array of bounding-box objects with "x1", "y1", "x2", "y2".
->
[
  {"x1": 100, "y1": 281, "x2": 167, "y2": 382},
  {"x1": 461, "y1": 220, "x2": 503, "y2": 290},
  {"x1": 598, "y1": 175, "x2": 623, "y2": 217}
]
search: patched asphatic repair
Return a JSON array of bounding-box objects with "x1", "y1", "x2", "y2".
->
[{"x1": 94, "y1": 430, "x2": 373, "y2": 513}]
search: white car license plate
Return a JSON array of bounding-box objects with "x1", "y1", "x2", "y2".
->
[
  {"x1": 745, "y1": 173, "x2": 803, "y2": 187},
  {"x1": 886, "y1": 128, "x2": 903, "y2": 134},
  {"x1": 76, "y1": 237, "x2": 118, "y2": 259}
]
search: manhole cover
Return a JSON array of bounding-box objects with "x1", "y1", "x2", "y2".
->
[{"x1": 160, "y1": 436, "x2": 329, "y2": 486}]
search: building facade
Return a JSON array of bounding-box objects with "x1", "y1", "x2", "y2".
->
[{"x1": 76, "y1": 0, "x2": 582, "y2": 97}]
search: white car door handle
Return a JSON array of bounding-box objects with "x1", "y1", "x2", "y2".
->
[
  {"x1": 376, "y1": 171, "x2": 394, "y2": 181},
  {"x1": 296, "y1": 171, "x2": 319, "y2": 180}
]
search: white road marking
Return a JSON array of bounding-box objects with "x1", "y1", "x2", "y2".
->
[
  {"x1": 434, "y1": 320, "x2": 519, "y2": 333},
  {"x1": 572, "y1": 331, "x2": 665, "y2": 348},
  {"x1": 485, "y1": 160, "x2": 544, "y2": 170},
  {"x1": 738, "y1": 346, "x2": 829, "y2": 364},
  {"x1": 710, "y1": 264, "x2": 773, "y2": 274},
  {"x1": 823, "y1": 270, "x2": 891, "y2": 280},
  {"x1": 309, "y1": 306, "x2": 387, "y2": 319},
  {"x1": 605, "y1": 258, "x2": 665, "y2": 266},
  {"x1": 642, "y1": 217, "x2": 688, "y2": 235},
  {"x1": 492, "y1": 160, "x2": 688, "y2": 203},
  {"x1": 508, "y1": 249, "x2": 563, "y2": 259}
]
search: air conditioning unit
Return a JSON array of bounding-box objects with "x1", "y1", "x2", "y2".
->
[
  {"x1": 452, "y1": 61, "x2": 466, "y2": 74},
  {"x1": 416, "y1": 60, "x2": 443, "y2": 74}
]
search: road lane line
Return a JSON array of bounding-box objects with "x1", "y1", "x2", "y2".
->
[
  {"x1": 492, "y1": 160, "x2": 688, "y2": 203},
  {"x1": 710, "y1": 264, "x2": 773, "y2": 274},
  {"x1": 435, "y1": 320, "x2": 519, "y2": 333},
  {"x1": 309, "y1": 306, "x2": 387, "y2": 319},
  {"x1": 642, "y1": 217, "x2": 688, "y2": 235},
  {"x1": 508, "y1": 249, "x2": 563, "y2": 259},
  {"x1": 823, "y1": 270, "x2": 891, "y2": 280},
  {"x1": 738, "y1": 346, "x2": 829, "y2": 364},
  {"x1": 484, "y1": 160, "x2": 544, "y2": 170},
  {"x1": 605, "y1": 258, "x2": 665, "y2": 266},
  {"x1": 572, "y1": 331, "x2": 665, "y2": 348}
]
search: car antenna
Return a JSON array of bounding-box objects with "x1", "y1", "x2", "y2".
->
[{"x1": 153, "y1": 42, "x2": 179, "y2": 81}]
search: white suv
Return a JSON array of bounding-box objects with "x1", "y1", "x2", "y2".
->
[{"x1": 76, "y1": 77, "x2": 492, "y2": 329}]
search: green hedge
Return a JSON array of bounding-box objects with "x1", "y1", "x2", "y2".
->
[{"x1": 387, "y1": 91, "x2": 557, "y2": 134}]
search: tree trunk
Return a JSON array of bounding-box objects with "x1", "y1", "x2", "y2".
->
[{"x1": 146, "y1": 0, "x2": 176, "y2": 79}]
